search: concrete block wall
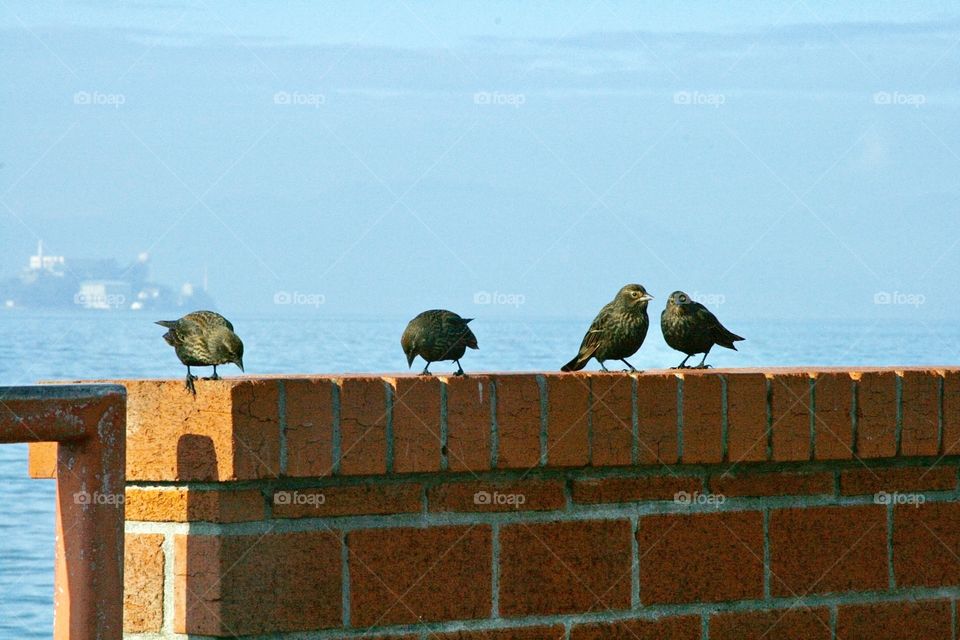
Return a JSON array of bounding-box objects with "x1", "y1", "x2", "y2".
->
[{"x1": 27, "y1": 368, "x2": 960, "y2": 639}]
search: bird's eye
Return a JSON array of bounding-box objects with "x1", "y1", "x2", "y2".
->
[{"x1": 631, "y1": 292, "x2": 638, "y2": 298}]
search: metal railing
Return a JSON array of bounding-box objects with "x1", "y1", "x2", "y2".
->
[{"x1": 0, "y1": 385, "x2": 126, "y2": 640}]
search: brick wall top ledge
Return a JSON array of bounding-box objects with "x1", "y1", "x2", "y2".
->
[{"x1": 28, "y1": 368, "x2": 959, "y2": 482}]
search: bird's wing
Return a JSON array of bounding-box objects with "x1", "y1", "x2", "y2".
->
[
  {"x1": 577, "y1": 304, "x2": 613, "y2": 356},
  {"x1": 444, "y1": 313, "x2": 479, "y2": 349},
  {"x1": 186, "y1": 310, "x2": 234, "y2": 332},
  {"x1": 690, "y1": 302, "x2": 744, "y2": 346}
]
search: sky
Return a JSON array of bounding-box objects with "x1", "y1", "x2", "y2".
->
[{"x1": 1, "y1": 1, "x2": 959, "y2": 321}]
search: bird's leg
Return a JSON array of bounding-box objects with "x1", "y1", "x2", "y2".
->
[
  {"x1": 695, "y1": 348, "x2": 713, "y2": 369},
  {"x1": 204, "y1": 365, "x2": 221, "y2": 381},
  {"x1": 421, "y1": 363, "x2": 433, "y2": 376},
  {"x1": 454, "y1": 360, "x2": 465, "y2": 377},
  {"x1": 184, "y1": 367, "x2": 197, "y2": 395},
  {"x1": 673, "y1": 354, "x2": 692, "y2": 369},
  {"x1": 599, "y1": 361, "x2": 610, "y2": 372},
  {"x1": 620, "y1": 359, "x2": 637, "y2": 373}
]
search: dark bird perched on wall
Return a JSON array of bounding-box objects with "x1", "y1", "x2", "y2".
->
[
  {"x1": 561, "y1": 284, "x2": 654, "y2": 372},
  {"x1": 156, "y1": 310, "x2": 245, "y2": 394},
  {"x1": 401, "y1": 309, "x2": 478, "y2": 376},
  {"x1": 661, "y1": 291, "x2": 744, "y2": 368}
]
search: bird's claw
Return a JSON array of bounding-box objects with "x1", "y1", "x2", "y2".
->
[
  {"x1": 202, "y1": 373, "x2": 221, "y2": 381},
  {"x1": 184, "y1": 374, "x2": 197, "y2": 395},
  {"x1": 694, "y1": 364, "x2": 713, "y2": 369}
]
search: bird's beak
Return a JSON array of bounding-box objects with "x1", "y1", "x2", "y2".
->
[{"x1": 641, "y1": 293, "x2": 654, "y2": 302}]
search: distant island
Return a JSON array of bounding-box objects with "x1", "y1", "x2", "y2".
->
[{"x1": 0, "y1": 242, "x2": 216, "y2": 311}]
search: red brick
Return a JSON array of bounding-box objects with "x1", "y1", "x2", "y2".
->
[
  {"x1": 445, "y1": 375, "x2": 492, "y2": 472},
  {"x1": 494, "y1": 374, "x2": 542, "y2": 469},
  {"x1": 894, "y1": 501, "x2": 960, "y2": 587},
  {"x1": 636, "y1": 374, "x2": 678, "y2": 464},
  {"x1": 271, "y1": 483, "x2": 421, "y2": 518},
  {"x1": 770, "y1": 505, "x2": 887, "y2": 596},
  {"x1": 710, "y1": 471, "x2": 833, "y2": 498},
  {"x1": 543, "y1": 374, "x2": 590, "y2": 467},
  {"x1": 174, "y1": 530, "x2": 341, "y2": 635},
  {"x1": 499, "y1": 520, "x2": 631, "y2": 616},
  {"x1": 638, "y1": 511, "x2": 764, "y2": 604},
  {"x1": 429, "y1": 479, "x2": 564, "y2": 513},
  {"x1": 943, "y1": 370, "x2": 960, "y2": 454},
  {"x1": 811, "y1": 372, "x2": 854, "y2": 460},
  {"x1": 840, "y1": 466, "x2": 955, "y2": 496},
  {"x1": 126, "y1": 487, "x2": 265, "y2": 523},
  {"x1": 285, "y1": 378, "x2": 335, "y2": 477},
  {"x1": 349, "y1": 525, "x2": 491, "y2": 625},
  {"x1": 856, "y1": 371, "x2": 898, "y2": 458},
  {"x1": 124, "y1": 534, "x2": 164, "y2": 633},
  {"x1": 437, "y1": 627, "x2": 566, "y2": 640},
  {"x1": 681, "y1": 373, "x2": 723, "y2": 463},
  {"x1": 338, "y1": 377, "x2": 388, "y2": 475},
  {"x1": 27, "y1": 441, "x2": 56, "y2": 478},
  {"x1": 770, "y1": 373, "x2": 812, "y2": 461},
  {"x1": 590, "y1": 374, "x2": 633, "y2": 466},
  {"x1": 837, "y1": 600, "x2": 952, "y2": 639},
  {"x1": 571, "y1": 475, "x2": 701, "y2": 504},
  {"x1": 900, "y1": 370, "x2": 941, "y2": 456},
  {"x1": 710, "y1": 608, "x2": 831, "y2": 640},
  {"x1": 725, "y1": 373, "x2": 768, "y2": 463},
  {"x1": 571, "y1": 616, "x2": 700, "y2": 640},
  {"x1": 389, "y1": 376, "x2": 442, "y2": 473}
]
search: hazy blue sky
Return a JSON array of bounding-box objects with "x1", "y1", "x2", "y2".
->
[{"x1": 2, "y1": 1, "x2": 959, "y2": 320}]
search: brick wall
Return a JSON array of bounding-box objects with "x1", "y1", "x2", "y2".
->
[{"x1": 28, "y1": 368, "x2": 960, "y2": 639}]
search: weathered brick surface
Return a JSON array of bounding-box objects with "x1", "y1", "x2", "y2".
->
[
  {"x1": 437, "y1": 627, "x2": 566, "y2": 640},
  {"x1": 681, "y1": 373, "x2": 723, "y2": 463},
  {"x1": 571, "y1": 474, "x2": 701, "y2": 504},
  {"x1": 124, "y1": 533, "x2": 164, "y2": 633},
  {"x1": 836, "y1": 600, "x2": 953, "y2": 639},
  {"x1": 126, "y1": 379, "x2": 280, "y2": 481},
  {"x1": 338, "y1": 377, "x2": 388, "y2": 475},
  {"x1": 590, "y1": 374, "x2": 633, "y2": 466},
  {"x1": 894, "y1": 501, "x2": 960, "y2": 588},
  {"x1": 175, "y1": 530, "x2": 342, "y2": 635},
  {"x1": 499, "y1": 520, "x2": 631, "y2": 616},
  {"x1": 900, "y1": 370, "x2": 941, "y2": 456},
  {"x1": 812, "y1": 372, "x2": 854, "y2": 459},
  {"x1": 445, "y1": 375, "x2": 492, "y2": 472},
  {"x1": 638, "y1": 511, "x2": 764, "y2": 604},
  {"x1": 570, "y1": 616, "x2": 701, "y2": 640},
  {"x1": 429, "y1": 479, "x2": 564, "y2": 513},
  {"x1": 494, "y1": 375, "x2": 542, "y2": 469},
  {"x1": 770, "y1": 373, "x2": 811, "y2": 461},
  {"x1": 839, "y1": 465, "x2": 955, "y2": 496},
  {"x1": 636, "y1": 374, "x2": 679, "y2": 464},
  {"x1": 349, "y1": 525, "x2": 491, "y2": 626},
  {"x1": 543, "y1": 374, "x2": 590, "y2": 467},
  {"x1": 770, "y1": 505, "x2": 887, "y2": 596},
  {"x1": 710, "y1": 471, "x2": 833, "y2": 497},
  {"x1": 855, "y1": 371, "x2": 898, "y2": 458},
  {"x1": 943, "y1": 370, "x2": 960, "y2": 454},
  {"x1": 725, "y1": 373, "x2": 768, "y2": 463},
  {"x1": 710, "y1": 608, "x2": 831, "y2": 640},
  {"x1": 284, "y1": 378, "x2": 335, "y2": 477},
  {"x1": 271, "y1": 483, "x2": 421, "y2": 518},
  {"x1": 126, "y1": 487, "x2": 264, "y2": 523},
  {"x1": 389, "y1": 376, "x2": 442, "y2": 473}
]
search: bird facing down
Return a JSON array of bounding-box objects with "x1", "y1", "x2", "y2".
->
[
  {"x1": 660, "y1": 291, "x2": 744, "y2": 368},
  {"x1": 561, "y1": 284, "x2": 654, "y2": 372},
  {"x1": 156, "y1": 310, "x2": 244, "y2": 394},
  {"x1": 401, "y1": 309, "x2": 478, "y2": 376}
]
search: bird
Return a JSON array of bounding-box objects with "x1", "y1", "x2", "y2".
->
[
  {"x1": 561, "y1": 284, "x2": 654, "y2": 372},
  {"x1": 155, "y1": 310, "x2": 244, "y2": 394},
  {"x1": 401, "y1": 309, "x2": 478, "y2": 376},
  {"x1": 660, "y1": 291, "x2": 744, "y2": 368}
]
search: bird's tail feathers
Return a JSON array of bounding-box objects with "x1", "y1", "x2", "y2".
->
[
  {"x1": 716, "y1": 328, "x2": 745, "y2": 350},
  {"x1": 561, "y1": 345, "x2": 598, "y2": 372}
]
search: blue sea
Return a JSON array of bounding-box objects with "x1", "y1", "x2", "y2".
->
[{"x1": 0, "y1": 312, "x2": 957, "y2": 638}]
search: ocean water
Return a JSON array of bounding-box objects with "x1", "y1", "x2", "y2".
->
[{"x1": 0, "y1": 312, "x2": 957, "y2": 638}]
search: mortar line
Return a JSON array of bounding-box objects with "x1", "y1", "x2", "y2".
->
[
  {"x1": 952, "y1": 597, "x2": 957, "y2": 640},
  {"x1": 491, "y1": 522, "x2": 501, "y2": 618},
  {"x1": 332, "y1": 383, "x2": 342, "y2": 475},
  {"x1": 809, "y1": 376, "x2": 817, "y2": 460},
  {"x1": 895, "y1": 374, "x2": 904, "y2": 457},
  {"x1": 630, "y1": 514, "x2": 640, "y2": 609},
  {"x1": 277, "y1": 380, "x2": 288, "y2": 476},
  {"x1": 162, "y1": 528, "x2": 176, "y2": 635},
  {"x1": 765, "y1": 376, "x2": 773, "y2": 460},
  {"x1": 677, "y1": 374, "x2": 684, "y2": 460},
  {"x1": 763, "y1": 508, "x2": 771, "y2": 600},
  {"x1": 490, "y1": 380, "x2": 499, "y2": 469},
  {"x1": 939, "y1": 374, "x2": 946, "y2": 456},
  {"x1": 341, "y1": 531, "x2": 351, "y2": 628},
  {"x1": 886, "y1": 501, "x2": 896, "y2": 590},
  {"x1": 385, "y1": 381, "x2": 395, "y2": 474},
  {"x1": 851, "y1": 377, "x2": 859, "y2": 458},
  {"x1": 701, "y1": 612, "x2": 709, "y2": 640},
  {"x1": 631, "y1": 375, "x2": 639, "y2": 466},
  {"x1": 830, "y1": 604, "x2": 837, "y2": 640},
  {"x1": 537, "y1": 374, "x2": 548, "y2": 467},
  {"x1": 439, "y1": 381, "x2": 449, "y2": 471},
  {"x1": 720, "y1": 375, "x2": 729, "y2": 463},
  {"x1": 587, "y1": 377, "x2": 594, "y2": 464}
]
